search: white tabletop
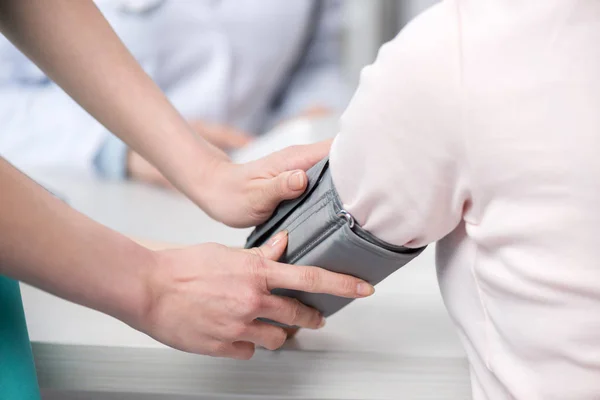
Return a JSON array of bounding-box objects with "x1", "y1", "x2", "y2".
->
[{"x1": 20, "y1": 167, "x2": 471, "y2": 399}]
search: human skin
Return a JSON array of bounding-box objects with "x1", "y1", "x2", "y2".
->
[{"x1": 0, "y1": 0, "x2": 373, "y2": 358}]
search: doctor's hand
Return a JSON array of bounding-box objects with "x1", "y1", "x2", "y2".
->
[
  {"x1": 128, "y1": 150, "x2": 173, "y2": 188},
  {"x1": 197, "y1": 139, "x2": 331, "y2": 228},
  {"x1": 137, "y1": 231, "x2": 374, "y2": 358},
  {"x1": 189, "y1": 120, "x2": 253, "y2": 151},
  {"x1": 127, "y1": 120, "x2": 253, "y2": 188}
]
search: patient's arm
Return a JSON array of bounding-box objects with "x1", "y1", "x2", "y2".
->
[
  {"x1": 244, "y1": 5, "x2": 467, "y2": 334},
  {"x1": 330, "y1": 4, "x2": 468, "y2": 248}
]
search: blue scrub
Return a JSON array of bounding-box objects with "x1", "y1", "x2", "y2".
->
[{"x1": 0, "y1": 276, "x2": 40, "y2": 399}]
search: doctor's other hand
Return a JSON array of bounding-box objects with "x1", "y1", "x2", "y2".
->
[
  {"x1": 189, "y1": 120, "x2": 253, "y2": 151},
  {"x1": 127, "y1": 120, "x2": 253, "y2": 188},
  {"x1": 198, "y1": 139, "x2": 332, "y2": 228},
  {"x1": 136, "y1": 231, "x2": 374, "y2": 359},
  {"x1": 128, "y1": 150, "x2": 173, "y2": 188}
]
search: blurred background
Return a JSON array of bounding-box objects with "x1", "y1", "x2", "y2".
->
[
  {"x1": 0, "y1": 0, "x2": 441, "y2": 182},
  {"x1": 342, "y1": 0, "x2": 439, "y2": 86},
  {"x1": 3, "y1": 1, "x2": 473, "y2": 399}
]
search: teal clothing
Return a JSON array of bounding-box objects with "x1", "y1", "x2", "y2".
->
[{"x1": 0, "y1": 276, "x2": 40, "y2": 399}]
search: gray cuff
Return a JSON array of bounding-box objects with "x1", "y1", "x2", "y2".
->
[{"x1": 93, "y1": 134, "x2": 129, "y2": 180}]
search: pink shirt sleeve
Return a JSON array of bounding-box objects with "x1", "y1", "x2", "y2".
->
[{"x1": 329, "y1": 2, "x2": 468, "y2": 248}]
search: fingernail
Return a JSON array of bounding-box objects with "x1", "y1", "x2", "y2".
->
[
  {"x1": 268, "y1": 230, "x2": 288, "y2": 247},
  {"x1": 288, "y1": 171, "x2": 306, "y2": 191},
  {"x1": 318, "y1": 315, "x2": 326, "y2": 328},
  {"x1": 357, "y1": 283, "x2": 375, "y2": 297}
]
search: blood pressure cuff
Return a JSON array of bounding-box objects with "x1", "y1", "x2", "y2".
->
[{"x1": 245, "y1": 157, "x2": 426, "y2": 327}]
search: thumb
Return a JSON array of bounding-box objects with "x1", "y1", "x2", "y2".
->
[
  {"x1": 268, "y1": 169, "x2": 309, "y2": 204},
  {"x1": 250, "y1": 170, "x2": 308, "y2": 217},
  {"x1": 244, "y1": 230, "x2": 288, "y2": 261}
]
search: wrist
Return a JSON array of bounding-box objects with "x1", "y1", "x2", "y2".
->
[
  {"x1": 131, "y1": 248, "x2": 174, "y2": 336},
  {"x1": 107, "y1": 240, "x2": 160, "y2": 331},
  {"x1": 185, "y1": 146, "x2": 231, "y2": 215}
]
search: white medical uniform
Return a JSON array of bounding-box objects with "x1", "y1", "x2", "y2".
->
[
  {"x1": 331, "y1": 0, "x2": 600, "y2": 398},
  {"x1": 0, "y1": 0, "x2": 346, "y2": 178}
]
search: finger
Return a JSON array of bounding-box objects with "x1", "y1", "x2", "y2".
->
[
  {"x1": 238, "y1": 321, "x2": 287, "y2": 351},
  {"x1": 218, "y1": 128, "x2": 253, "y2": 149},
  {"x1": 245, "y1": 140, "x2": 332, "y2": 215},
  {"x1": 272, "y1": 168, "x2": 308, "y2": 197},
  {"x1": 218, "y1": 341, "x2": 256, "y2": 360},
  {"x1": 260, "y1": 295, "x2": 325, "y2": 329},
  {"x1": 254, "y1": 139, "x2": 332, "y2": 174},
  {"x1": 191, "y1": 120, "x2": 253, "y2": 150},
  {"x1": 265, "y1": 262, "x2": 375, "y2": 298},
  {"x1": 207, "y1": 129, "x2": 253, "y2": 150},
  {"x1": 243, "y1": 230, "x2": 288, "y2": 261},
  {"x1": 298, "y1": 106, "x2": 331, "y2": 119},
  {"x1": 250, "y1": 169, "x2": 308, "y2": 214},
  {"x1": 283, "y1": 326, "x2": 300, "y2": 340}
]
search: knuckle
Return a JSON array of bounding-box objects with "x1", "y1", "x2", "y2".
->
[
  {"x1": 229, "y1": 323, "x2": 249, "y2": 340},
  {"x1": 244, "y1": 188, "x2": 270, "y2": 221},
  {"x1": 246, "y1": 247, "x2": 264, "y2": 259},
  {"x1": 288, "y1": 299, "x2": 304, "y2": 325},
  {"x1": 276, "y1": 175, "x2": 289, "y2": 196},
  {"x1": 259, "y1": 181, "x2": 276, "y2": 200},
  {"x1": 340, "y1": 276, "x2": 358, "y2": 295},
  {"x1": 246, "y1": 254, "x2": 268, "y2": 279},
  {"x1": 245, "y1": 254, "x2": 270, "y2": 290},
  {"x1": 240, "y1": 291, "x2": 263, "y2": 316},
  {"x1": 246, "y1": 204, "x2": 268, "y2": 225},
  {"x1": 208, "y1": 242, "x2": 228, "y2": 252},
  {"x1": 300, "y1": 267, "x2": 320, "y2": 291},
  {"x1": 206, "y1": 341, "x2": 228, "y2": 357}
]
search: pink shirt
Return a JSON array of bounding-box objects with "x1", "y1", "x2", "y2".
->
[{"x1": 330, "y1": 1, "x2": 600, "y2": 398}]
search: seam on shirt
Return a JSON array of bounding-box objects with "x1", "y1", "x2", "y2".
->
[
  {"x1": 470, "y1": 241, "x2": 493, "y2": 371},
  {"x1": 455, "y1": 0, "x2": 492, "y2": 373},
  {"x1": 455, "y1": 0, "x2": 493, "y2": 390},
  {"x1": 453, "y1": 0, "x2": 476, "y2": 224},
  {"x1": 454, "y1": 0, "x2": 480, "y2": 228}
]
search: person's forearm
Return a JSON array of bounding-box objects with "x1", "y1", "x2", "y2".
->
[
  {"x1": 0, "y1": 158, "x2": 152, "y2": 326},
  {"x1": 0, "y1": 0, "x2": 218, "y2": 201},
  {"x1": 0, "y1": 157, "x2": 373, "y2": 358},
  {"x1": 0, "y1": 0, "x2": 332, "y2": 229}
]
